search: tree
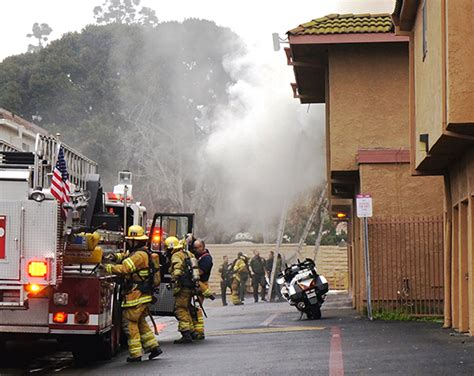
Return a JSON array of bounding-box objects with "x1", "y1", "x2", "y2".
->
[
  {"x1": 93, "y1": 0, "x2": 158, "y2": 26},
  {"x1": 320, "y1": 218, "x2": 347, "y2": 246},
  {"x1": 27, "y1": 23, "x2": 53, "y2": 53},
  {"x1": 0, "y1": 21, "x2": 242, "y2": 236},
  {"x1": 284, "y1": 186, "x2": 326, "y2": 244},
  {"x1": 116, "y1": 20, "x2": 243, "y2": 235}
]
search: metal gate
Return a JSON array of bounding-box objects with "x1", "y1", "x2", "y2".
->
[{"x1": 368, "y1": 216, "x2": 444, "y2": 316}]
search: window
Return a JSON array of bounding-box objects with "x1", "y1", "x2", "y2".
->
[{"x1": 422, "y1": 0, "x2": 428, "y2": 61}]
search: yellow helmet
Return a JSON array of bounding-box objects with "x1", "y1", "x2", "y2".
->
[
  {"x1": 125, "y1": 225, "x2": 148, "y2": 240},
  {"x1": 165, "y1": 236, "x2": 181, "y2": 250}
]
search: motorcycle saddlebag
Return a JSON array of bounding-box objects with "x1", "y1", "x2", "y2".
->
[{"x1": 316, "y1": 275, "x2": 329, "y2": 295}]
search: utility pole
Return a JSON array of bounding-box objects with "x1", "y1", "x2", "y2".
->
[
  {"x1": 356, "y1": 194, "x2": 373, "y2": 320},
  {"x1": 362, "y1": 216, "x2": 372, "y2": 320}
]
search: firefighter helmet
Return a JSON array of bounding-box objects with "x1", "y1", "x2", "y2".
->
[
  {"x1": 125, "y1": 225, "x2": 148, "y2": 240},
  {"x1": 165, "y1": 236, "x2": 181, "y2": 250}
]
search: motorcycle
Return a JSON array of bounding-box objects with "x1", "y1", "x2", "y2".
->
[{"x1": 276, "y1": 258, "x2": 329, "y2": 320}]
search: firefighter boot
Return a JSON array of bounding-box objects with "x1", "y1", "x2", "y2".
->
[
  {"x1": 174, "y1": 331, "x2": 193, "y2": 344},
  {"x1": 126, "y1": 356, "x2": 142, "y2": 363},
  {"x1": 148, "y1": 346, "x2": 163, "y2": 360},
  {"x1": 191, "y1": 332, "x2": 205, "y2": 340}
]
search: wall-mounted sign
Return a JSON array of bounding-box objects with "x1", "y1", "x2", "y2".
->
[{"x1": 356, "y1": 194, "x2": 373, "y2": 218}]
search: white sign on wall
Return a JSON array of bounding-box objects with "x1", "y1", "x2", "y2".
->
[{"x1": 356, "y1": 194, "x2": 373, "y2": 218}]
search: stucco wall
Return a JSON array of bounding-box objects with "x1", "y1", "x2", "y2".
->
[
  {"x1": 0, "y1": 124, "x2": 36, "y2": 151},
  {"x1": 446, "y1": 0, "x2": 474, "y2": 125},
  {"x1": 450, "y1": 149, "x2": 474, "y2": 206},
  {"x1": 359, "y1": 163, "x2": 444, "y2": 217},
  {"x1": 447, "y1": 149, "x2": 474, "y2": 334},
  {"x1": 413, "y1": 0, "x2": 444, "y2": 167},
  {"x1": 328, "y1": 43, "x2": 409, "y2": 172}
]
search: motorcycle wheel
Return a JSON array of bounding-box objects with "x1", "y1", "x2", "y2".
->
[{"x1": 306, "y1": 304, "x2": 321, "y2": 320}]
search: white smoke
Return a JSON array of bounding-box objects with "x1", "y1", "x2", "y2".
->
[{"x1": 202, "y1": 45, "x2": 326, "y2": 238}]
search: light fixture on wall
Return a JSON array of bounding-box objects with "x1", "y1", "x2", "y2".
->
[
  {"x1": 419, "y1": 133, "x2": 429, "y2": 153},
  {"x1": 272, "y1": 33, "x2": 289, "y2": 52}
]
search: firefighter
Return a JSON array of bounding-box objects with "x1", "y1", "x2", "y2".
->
[
  {"x1": 167, "y1": 236, "x2": 197, "y2": 344},
  {"x1": 218, "y1": 255, "x2": 230, "y2": 306},
  {"x1": 231, "y1": 252, "x2": 247, "y2": 305},
  {"x1": 238, "y1": 253, "x2": 250, "y2": 302},
  {"x1": 250, "y1": 250, "x2": 267, "y2": 302},
  {"x1": 266, "y1": 251, "x2": 284, "y2": 302},
  {"x1": 103, "y1": 225, "x2": 162, "y2": 362},
  {"x1": 192, "y1": 239, "x2": 214, "y2": 340}
]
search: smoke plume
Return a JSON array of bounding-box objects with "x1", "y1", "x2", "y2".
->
[
  {"x1": 201, "y1": 46, "x2": 325, "y2": 240},
  {"x1": 109, "y1": 20, "x2": 326, "y2": 241}
]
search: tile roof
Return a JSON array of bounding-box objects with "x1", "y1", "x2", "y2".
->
[{"x1": 288, "y1": 13, "x2": 394, "y2": 36}]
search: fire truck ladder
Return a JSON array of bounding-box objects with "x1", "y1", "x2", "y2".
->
[{"x1": 33, "y1": 134, "x2": 98, "y2": 190}]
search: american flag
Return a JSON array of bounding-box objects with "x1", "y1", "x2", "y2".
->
[{"x1": 51, "y1": 146, "x2": 71, "y2": 219}]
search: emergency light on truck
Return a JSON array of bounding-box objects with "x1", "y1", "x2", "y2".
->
[
  {"x1": 28, "y1": 260, "x2": 48, "y2": 278},
  {"x1": 152, "y1": 228, "x2": 162, "y2": 243},
  {"x1": 25, "y1": 284, "x2": 41, "y2": 293},
  {"x1": 53, "y1": 311, "x2": 67, "y2": 324}
]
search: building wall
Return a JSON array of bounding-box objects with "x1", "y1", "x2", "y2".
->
[
  {"x1": 448, "y1": 149, "x2": 474, "y2": 334},
  {"x1": 0, "y1": 109, "x2": 49, "y2": 151},
  {"x1": 0, "y1": 123, "x2": 36, "y2": 151},
  {"x1": 446, "y1": 0, "x2": 474, "y2": 126},
  {"x1": 351, "y1": 163, "x2": 444, "y2": 313},
  {"x1": 413, "y1": 0, "x2": 444, "y2": 167},
  {"x1": 327, "y1": 41, "x2": 445, "y2": 314},
  {"x1": 359, "y1": 163, "x2": 444, "y2": 217},
  {"x1": 403, "y1": 0, "x2": 474, "y2": 333},
  {"x1": 328, "y1": 43, "x2": 409, "y2": 172}
]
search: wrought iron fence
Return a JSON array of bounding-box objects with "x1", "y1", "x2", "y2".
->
[{"x1": 368, "y1": 216, "x2": 444, "y2": 316}]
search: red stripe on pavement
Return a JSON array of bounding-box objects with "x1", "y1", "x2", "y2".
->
[{"x1": 329, "y1": 326, "x2": 344, "y2": 376}]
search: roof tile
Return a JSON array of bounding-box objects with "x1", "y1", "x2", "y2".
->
[{"x1": 288, "y1": 13, "x2": 394, "y2": 36}]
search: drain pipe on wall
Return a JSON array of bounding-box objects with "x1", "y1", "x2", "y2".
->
[{"x1": 443, "y1": 173, "x2": 452, "y2": 329}]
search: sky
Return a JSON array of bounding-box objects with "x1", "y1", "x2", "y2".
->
[{"x1": 0, "y1": 0, "x2": 395, "y2": 62}]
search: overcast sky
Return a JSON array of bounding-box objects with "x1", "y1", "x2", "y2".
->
[{"x1": 1, "y1": 0, "x2": 395, "y2": 61}]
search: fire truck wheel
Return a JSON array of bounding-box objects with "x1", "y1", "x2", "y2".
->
[
  {"x1": 306, "y1": 304, "x2": 322, "y2": 320},
  {"x1": 97, "y1": 331, "x2": 115, "y2": 360},
  {"x1": 97, "y1": 300, "x2": 123, "y2": 360},
  {"x1": 0, "y1": 336, "x2": 6, "y2": 356},
  {"x1": 71, "y1": 333, "x2": 116, "y2": 363},
  {"x1": 72, "y1": 338, "x2": 98, "y2": 364}
]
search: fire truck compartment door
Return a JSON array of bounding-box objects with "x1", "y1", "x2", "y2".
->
[
  {"x1": 0, "y1": 202, "x2": 23, "y2": 280},
  {"x1": 0, "y1": 200, "x2": 59, "y2": 282},
  {"x1": 148, "y1": 213, "x2": 194, "y2": 251},
  {"x1": 22, "y1": 200, "x2": 59, "y2": 284}
]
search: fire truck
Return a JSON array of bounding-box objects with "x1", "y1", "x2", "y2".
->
[{"x1": 0, "y1": 135, "x2": 146, "y2": 361}]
